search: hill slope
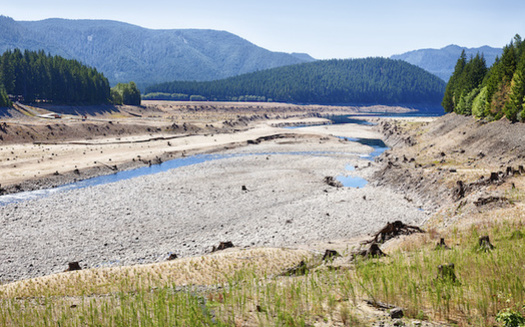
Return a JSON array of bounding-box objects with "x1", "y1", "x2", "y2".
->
[
  {"x1": 391, "y1": 44, "x2": 502, "y2": 81},
  {"x1": 0, "y1": 16, "x2": 313, "y2": 88},
  {"x1": 146, "y1": 57, "x2": 446, "y2": 110}
]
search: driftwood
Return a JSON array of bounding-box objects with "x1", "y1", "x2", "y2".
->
[
  {"x1": 365, "y1": 220, "x2": 424, "y2": 244},
  {"x1": 474, "y1": 196, "x2": 509, "y2": 207},
  {"x1": 365, "y1": 299, "x2": 396, "y2": 310},
  {"x1": 478, "y1": 235, "x2": 495, "y2": 252}
]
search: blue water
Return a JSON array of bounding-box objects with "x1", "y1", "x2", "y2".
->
[{"x1": 0, "y1": 151, "x2": 366, "y2": 205}]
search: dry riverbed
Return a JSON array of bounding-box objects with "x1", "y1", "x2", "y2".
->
[{"x1": 0, "y1": 114, "x2": 429, "y2": 282}]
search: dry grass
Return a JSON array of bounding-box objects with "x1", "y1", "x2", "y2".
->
[{"x1": 0, "y1": 247, "x2": 311, "y2": 299}]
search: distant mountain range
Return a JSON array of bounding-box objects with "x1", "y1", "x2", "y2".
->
[
  {"x1": 391, "y1": 45, "x2": 502, "y2": 81},
  {"x1": 0, "y1": 16, "x2": 314, "y2": 89}
]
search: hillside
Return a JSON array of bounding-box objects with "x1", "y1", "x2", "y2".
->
[
  {"x1": 391, "y1": 44, "x2": 501, "y2": 81},
  {"x1": 0, "y1": 16, "x2": 313, "y2": 88},
  {"x1": 145, "y1": 57, "x2": 446, "y2": 110}
]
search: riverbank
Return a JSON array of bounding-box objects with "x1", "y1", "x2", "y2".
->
[{"x1": 0, "y1": 119, "x2": 431, "y2": 282}]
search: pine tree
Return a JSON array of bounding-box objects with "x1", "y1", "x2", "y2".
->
[{"x1": 442, "y1": 50, "x2": 467, "y2": 113}]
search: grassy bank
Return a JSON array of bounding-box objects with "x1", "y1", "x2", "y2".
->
[{"x1": 1, "y1": 209, "x2": 524, "y2": 326}]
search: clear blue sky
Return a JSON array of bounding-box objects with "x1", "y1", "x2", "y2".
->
[{"x1": 3, "y1": 0, "x2": 525, "y2": 59}]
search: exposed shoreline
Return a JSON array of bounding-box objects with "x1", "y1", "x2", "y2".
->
[{"x1": 0, "y1": 116, "x2": 431, "y2": 282}]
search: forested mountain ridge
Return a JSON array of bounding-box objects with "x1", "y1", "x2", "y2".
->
[
  {"x1": 442, "y1": 34, "x2": 525, "y2": 122},
  {"x1": 0, "y1": 16, "x2": 313, "y2": 89},
  {"x1": 391, "y1": 45, "x2": 502, "y2": 81},
  {"x1": 145, "y1": 58, "x2": 446, "y2": 110}
]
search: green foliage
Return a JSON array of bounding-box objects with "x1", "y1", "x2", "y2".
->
[
  {"x1": 496, "y1": 308, "x2": 525, "y2": 327},
  {"x1": 0, "y1": 85, "x2": 10, "y2": 107},
  {"x1": 111, "y1": 82, "x2": 141, "y2": 105},
  {"x1": 443, "y1": 34, "x2": 525, "y2": 121},
  {"x1": 472, "y1": 86, "x2": 488, "y2": 118},
  {"x1": 0, "y1": 48, "x2": 110, "y2": 105},
  {"x1": 456, "y1": 88, "x2": 480, "y2": 115},
  {"x1": 146, "y1": 58, "x2": 446, "y2": 107},
  {"x1": 142, "y1": 92, "x2": 189, "y2": 101}
]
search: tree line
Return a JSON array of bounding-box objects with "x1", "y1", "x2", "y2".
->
[
  {"x1": 442, "y1": 34, "x2": 525, "y2": 121},
  {"x1": 0, "y1": 49, "x2": 141, "y2": 107},
  {"x1": 144, "y1": 58, "x2": 446, "y2": 107}
]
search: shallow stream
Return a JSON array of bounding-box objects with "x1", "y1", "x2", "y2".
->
[{"x1": 0, "y1": 116, "x2": 388, "y2": 205}]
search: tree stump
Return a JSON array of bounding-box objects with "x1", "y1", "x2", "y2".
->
[
  {"x1": 436, "y1": 263, "x2": 457, "y2": 283},
  {"x1": 489, "y1": 172, "x2": 499, "y2": 182},
  {"x1": 435, "y1": 238, "x2": 450, "y2": 250},
  {"x1": 478, "y1": 235, "x2": 495, "y2": 251},
  {"x1": 322, "y1": 249, "x2": 340, "y2": 261},
  {"x1": 519, "y1": 165, "x2": 525, "y2": 174},
  {"x1": 65, "y1": 262, "x2": 82, "y2": 272},
  {"x1": 167, "y1": 253, "x2": 178, "y2": 260},
  {"x1": 212, "y1": 241, "x2": 234, "y2": 252},
  {"x1": 353, "y1": 243, "x2": 386, "y2": 260},
  {"x1": 452, "y1": 181, "x2": 465, "y2": 201}
]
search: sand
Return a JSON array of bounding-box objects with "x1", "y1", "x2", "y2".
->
[{"x1": 0, "y1": 121, "x2": 429, "y2": 283}]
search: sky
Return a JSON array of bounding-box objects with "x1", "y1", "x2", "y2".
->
[{"x1": 2, "y1": 0, "x2": 525, "y2": 59}]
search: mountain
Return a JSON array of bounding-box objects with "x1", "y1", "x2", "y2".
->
[
  {"x1": 146, "y1": 58, "x2": 446, "y2": 110},
  {"x1": 0, "y1": 16, "x2": 312, "y2": 89},
  {"x1": 391, "y1": 45, "x2": 502, "y2": 81}
]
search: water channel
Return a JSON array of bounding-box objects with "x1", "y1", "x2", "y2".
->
[{"x1": 0, "y1": 115, "x2": 389, "y2": 205}]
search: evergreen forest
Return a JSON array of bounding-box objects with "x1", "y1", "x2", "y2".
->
[
  {"x1": 442, "y1": 34, "x2": 525, "y2": 121},
  {"x1": 0, "y1": 49, "x2": 111, "y2": 106},
  {"x1": 145, "y1": 58, "x2": 446, "y2": 107}
]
